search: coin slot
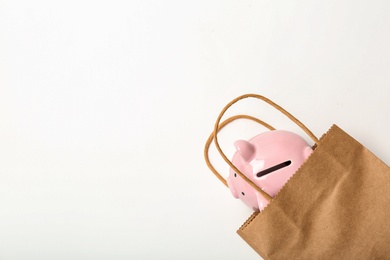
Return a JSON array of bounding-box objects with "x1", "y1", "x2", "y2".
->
[{"x1": 256, "y1": 160, "x2": 292, "y2": 178}]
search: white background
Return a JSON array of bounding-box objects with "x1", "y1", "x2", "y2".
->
[{"x1": 1, "y1": 1, "x2": 390, "y2": 259}]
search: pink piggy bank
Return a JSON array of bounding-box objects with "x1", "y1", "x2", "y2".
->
[{"x1": 227, "y1": 130, "x2": 313, "y2": 211}]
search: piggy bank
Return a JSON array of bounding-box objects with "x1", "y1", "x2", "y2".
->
[{"x1": 227, "y1": 130, "x2": 313, "y2": 211}]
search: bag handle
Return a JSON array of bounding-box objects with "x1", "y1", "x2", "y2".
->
[{"x1": 208, "y1": 94, "x2": 319, "y2": 202}]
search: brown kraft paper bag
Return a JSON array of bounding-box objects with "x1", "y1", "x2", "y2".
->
[
  {"x1": 238, "y1": 124, "x2": 390, "y2": 259},
  {"x1": 205, "y1": 94, "x2": 390, "y2": 259}
]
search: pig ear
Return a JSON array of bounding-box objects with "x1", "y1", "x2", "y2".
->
[{"x1": 234, "y1": 140, "x2": 255, "y2": 162}]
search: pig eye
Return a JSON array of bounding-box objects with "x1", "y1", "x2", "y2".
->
[
  {"x1": 256, "y1": 160, "x2": 291, "y2": 178},
  {"x1": 241, "y1": 192, "x2": 245, "y2": 196},
  {"x1": 234, "y1": 173, "x2": 237, "y2": 177}
]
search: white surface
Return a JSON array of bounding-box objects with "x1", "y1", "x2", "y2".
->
[{"x1": 1, "y1": 0, "x2": 390, "y2": 259}]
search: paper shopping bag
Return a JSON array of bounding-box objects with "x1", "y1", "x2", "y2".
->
[{"x1": 237, "y1": 124, "x2": 390, "y2": 259}]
